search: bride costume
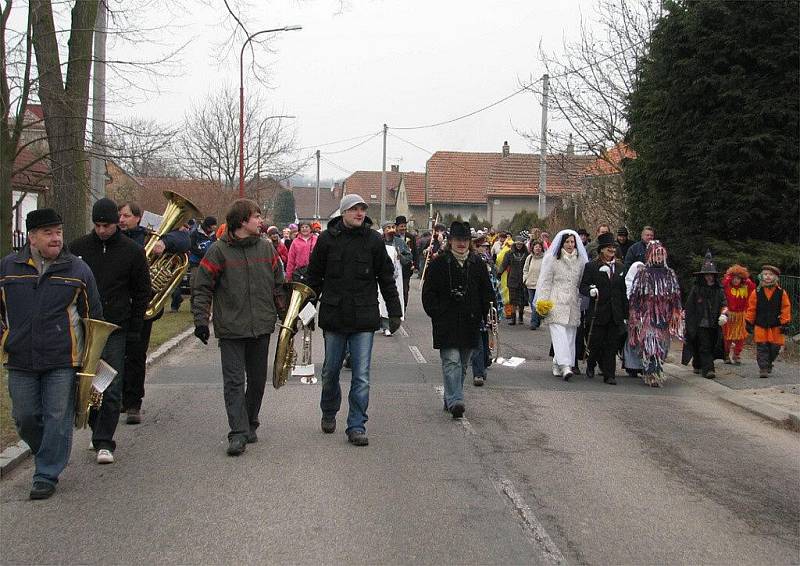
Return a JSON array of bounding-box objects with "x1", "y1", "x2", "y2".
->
[{"x1": 533, "y1": 229, "x2": 588, "y2": 378}]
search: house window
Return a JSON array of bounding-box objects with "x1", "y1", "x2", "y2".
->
[
  {"x1": 370, "y1": 194, "x2": 378, "y2": 199},
  {"x1": 493, "y1": 199, "x2": 500, "y2": 205}
]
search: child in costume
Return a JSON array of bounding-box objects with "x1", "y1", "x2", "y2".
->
[
  {"x1": 626, "y1": 241, "x2": 683, "y2": 387},
  {"x1": 683, "y1": 251, "x2": 728, "y2": 379},
  {"x1": 721, "y1": 264, "x2": 755, "y2": 365},
  {"x1": 745, "y1": 265, "x2": 792, "y2": 378}
]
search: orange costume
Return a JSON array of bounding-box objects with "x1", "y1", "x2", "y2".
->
[{"x1": 745, "y1": 264, "x2": 791, "y2": 377}]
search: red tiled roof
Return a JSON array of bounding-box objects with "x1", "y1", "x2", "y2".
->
[
  {"x1": 487, "y1": 153, "x2": 596, "y2": 197},
  {"x1": 426, "y1": 152, "x2": 502, "y2": 204},
  {"x1": 584, "y1": 142, "x2": 637, "y2": 176},
  {"x1": 292, "y1": 186, "x2": 340, "y2": 219},
  {"x1": 402, "y1": 172, "x2": 426, "y2": 206},
  {"x1": 24, "y1": 104, "x2": 44, "y2": 121},
  {"x1": 342, "y1": 171, "x2": 403, "y2": 205},
  {"x1": 12, "y1": 148, "x2": 50, "y2": 191}
]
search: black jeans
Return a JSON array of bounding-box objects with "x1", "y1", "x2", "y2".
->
[
  {"x1": 89, "y1": 329, "x2": 126, "y2": 451},
  {"x1": 586, "y1": 322, "x2": 619, "y2": 378},
  {"x1": 402, "y1": 275, "x2": 411, "y2": 309},
  {"x1": 756, "y1": 342, "x2": 781, "y2": 370},
  {"x1": 122, "y1": 317, "x2": 154, "y2": 411},
  {"x1": 692, "y1": 327, "x2": 717, "y2": 375},
  {"x1": 219, "y1": 335, "x2": 270, "y2": 440}
]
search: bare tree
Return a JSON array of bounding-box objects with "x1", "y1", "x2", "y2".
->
[
  {"x1": 105, "y1": 116, "x2": 180, "y2": 177},
  {"x1": 180, "y1": 84, "x2": 302, "y2": 191}
]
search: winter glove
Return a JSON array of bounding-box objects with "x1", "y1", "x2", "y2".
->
[
  {"x1": 717, "y1": 314, "x2": 728, "y2": 327},
  {"x1": 589, "y1": 285, "x2": 599, "y2": 298},
  {"x1": 194, "y1": 325, "x2": 210, "y2": 345},
  {"x1": 745, "y1": 322, "x2": 755, "y2": 334},
  {"x1": 388, "y1": 316, "x2": 402, "y2": 334},
  {"x1": 781, "y1": 324, "x2": 791, "y2": 334}
]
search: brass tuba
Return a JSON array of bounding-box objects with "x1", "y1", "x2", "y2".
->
[
  {"x1": 273, "y1": 282, "x2": 317, "y2": 389},
  {"x1": 75, "y1": 318, "x2": 120, "y2": 429},
  {"x1": 144, "y1": 190, "x2": 202, "y2": 319}
]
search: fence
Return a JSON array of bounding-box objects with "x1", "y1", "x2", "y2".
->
[
  {"x1": 780, "y1": 275, "x2": 799, "y2": 336},
  {"x1": 12, "y1": 232, "x2": 26, "y2": 251}
]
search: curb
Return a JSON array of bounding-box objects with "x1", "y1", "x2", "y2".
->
[
  {"x1": 663, "y1": 362, "x2": 800, "y2": 431},
  {"x1": 0, "y1": 326, "x2": 194, "y2": 479}
]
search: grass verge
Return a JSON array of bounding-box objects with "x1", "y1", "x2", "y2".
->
[{"x1": 0, "y1": 301, "x2": 194, "y2": 452}]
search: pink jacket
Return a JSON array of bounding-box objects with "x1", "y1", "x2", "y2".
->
[{"x1": 286, "y1": 234, "x2": 317, "y2": 280}]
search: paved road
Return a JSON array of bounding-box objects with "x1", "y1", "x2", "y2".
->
[{"x1": 2, "y1": 280, "x2": 798, "y2": 564}]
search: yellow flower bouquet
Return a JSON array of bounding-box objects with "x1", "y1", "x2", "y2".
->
[{"x1": 535, "y1": 299, "x2": 554, "y2": 317}]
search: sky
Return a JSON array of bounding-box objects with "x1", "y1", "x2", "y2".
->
[{"x1": 17, "y1": 0, "x2": 592, "y2": 184}]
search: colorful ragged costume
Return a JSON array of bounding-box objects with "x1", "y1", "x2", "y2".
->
[
  {"x1": 626, "y1": 241, "x2": 683, "y2": 387},
  {"x1": 721, "y1": 264, "x2": 755, "y2": 364},
  {"x1": 745, "y1": 265, "x2": 792, "y2": 377}
]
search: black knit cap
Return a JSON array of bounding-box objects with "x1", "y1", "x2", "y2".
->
[
  {"x1": 26, "y1": 208, "x2": 63, "y2": 232},
  {"x1": 92, "y1": 197, "x2": 119, "y2": 224}
]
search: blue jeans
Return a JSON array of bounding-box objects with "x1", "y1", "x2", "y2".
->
[
  {"x1": 471, "y1": 332, "x2": 489, "y2": 378},
  {"x1": 89, "y1": 329, "x2": 126, "y2": 451},
  {"x1": 320, "y1": 331, "x2": 374, "y2": 433},
  {"x1": 7, "y1": 367, "x2": 76, "y2": 485},
  {"x1": 528, "y1": 289, "x2": 541, "y2": 329},
  {"x1": 440, "y1": 347, "x2": 473, "y2": 409}
]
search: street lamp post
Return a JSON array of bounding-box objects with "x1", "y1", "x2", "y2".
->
[{"x1": 239, "y1": 25, "x2": 302, "y2": 198}]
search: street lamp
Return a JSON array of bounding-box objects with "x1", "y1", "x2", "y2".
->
[{"x1": 239, "y1": 25, "x2": 302, "y2": 197}]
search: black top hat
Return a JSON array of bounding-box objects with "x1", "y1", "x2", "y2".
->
[
  {"x1": 596, "y1": 232, "x2": 616, "y2": 250},
  {"x1": 694, "y1": 250, "x2": 719, "y2": 275},
  {"x1": 395, "y1": 215, "x2": 407, "y2": 225},
  {"x1": 26, "y1": 208, "x2": 63, "y2": 232},
  {"x1": 449, "y1": 221, "x2": 471, "y2": 240}
]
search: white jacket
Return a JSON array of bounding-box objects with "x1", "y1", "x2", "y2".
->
[
  {"x1": 534, "y1": 250, "x2": 584, "y2": 326},
  {"x1": 522, "y1": 254, "x2": 543, "y2": 289}
]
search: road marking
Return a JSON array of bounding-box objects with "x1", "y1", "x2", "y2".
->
[
  {"x1": 399, "y1": 326, "x2": 409, "y2": 337},
  {"x1": 433, "y1": 384, "x2": 566, "y2": 565},
  {"x1": 408, "y1": 345, "x2": 426, "y2": 363}
]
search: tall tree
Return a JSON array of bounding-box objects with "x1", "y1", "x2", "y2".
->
[
  {"x1": 625, "y1": 0, "x2": 799, "y2": 275},
  {"x1": 272, "y1": 189, "x2": 295, "y2": 227},
  {"x1": 30, "y1": 0, "x2": 99, "y2": 242}
]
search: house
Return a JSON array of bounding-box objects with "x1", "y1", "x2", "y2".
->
[
  {"x1": 292, "y1": 185, "x2": 341, "y2": 228},
  {"x1": 10, "y1": 105, "x2": 50, "y2": 240},
  {"x1": 392, "y1": 171, "x2": 427, "y2": 227},
  {"x1": 133, "y1": 176, "x2": 231, "y2": 222},
  {"x1": 341, "y1": 166, "x2": 427, "y2": 225},
  {"x1": 425, "y1": 150, "x2": 501, "y2": 221}
]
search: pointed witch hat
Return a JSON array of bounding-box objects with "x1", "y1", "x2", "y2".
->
[{"x1": 694, "y1": 249, "x2": 719, "y2": 275}]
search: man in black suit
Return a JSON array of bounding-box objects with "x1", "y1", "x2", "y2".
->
[{"x1": 579, "y1": 232, "x2": 628, "y2": 384}]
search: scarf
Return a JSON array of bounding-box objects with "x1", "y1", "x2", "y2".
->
[{"x1": 451, "y1": 248, "x2": 469, "y2": 266}]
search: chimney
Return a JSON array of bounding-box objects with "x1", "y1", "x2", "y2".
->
[
  {"x1": 502, "y1": 141, "x2": 510, "y2": 157},
  {"x1": 566, "y1": 134, "x2": 574, "y2": 156}
]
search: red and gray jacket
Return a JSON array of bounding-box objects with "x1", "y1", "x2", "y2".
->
[{"x1": 1, "y1": 245, "x2": 103, "y2": 371}]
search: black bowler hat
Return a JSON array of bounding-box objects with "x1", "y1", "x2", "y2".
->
[
  {"x1": 596, "y1": 232, "x2": 616, "y2": 250},
  {"x1": 449, "y1": 221, "x2": 471, "y2": 240},
  {"x1": 395, "y1": 215, "x2": 407, "y2": 225},
  {"x1": 26, "y1": 208, "x2": 63, "y2": 232}
]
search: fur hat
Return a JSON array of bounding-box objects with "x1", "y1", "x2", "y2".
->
[
  {"x1": 449, "y1": 221, "x2": 471, "y2": 240},
  {"x1": 26, "y1": 208, "x2": 63, "y2": 232},
  {"x1": 694, "y1": 250, "x2": 719, "y2": 275},
  {"x1": 761, "y1": 264, "x2": 781, "y2": 276},
  {"x1": 596, "y1": 232, "x2": 616, "y2": 250},
  {"x1": 724, "y1": 264, "x2": 750, "y2": 280}
]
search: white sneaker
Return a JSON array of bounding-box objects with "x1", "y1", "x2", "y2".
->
[
  {"x1": 561, "y1": 365, "x2": 574, "y2": 379},
  {"x1": 96, "y1": 449, "x2": 114, "y2": 464},
  {"x1": 384, "y1": 329, "x2": 392, "y2": 336},
  {"x1": 552, "y1": 364, "x2": 560, "y2": 376}
]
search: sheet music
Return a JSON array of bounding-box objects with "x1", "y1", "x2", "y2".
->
[{"x1": 91, "y1": 359, "x2": 118, "y2": 393}]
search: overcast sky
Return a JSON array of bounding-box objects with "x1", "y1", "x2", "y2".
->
[{"x1": 18, "y1": 0, "x2": 592, "y2": 183}]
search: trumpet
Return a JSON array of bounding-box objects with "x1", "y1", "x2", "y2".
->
[{"x1": 487, "y1": 302, "x2": 500, "y2": 362}]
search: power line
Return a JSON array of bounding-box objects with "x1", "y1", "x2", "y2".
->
[
  {"x1": 320, "y1": 155, "x2": 352, "y2": 176},
  {"x1": 296, "y1": 131, "x2": 381, "y2": 151},
  {"x1": 325, "y1": 131, "x2": 383, "y2": 155}
]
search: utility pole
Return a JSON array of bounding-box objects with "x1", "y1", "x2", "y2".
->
[
  {"x1": 537, "y1": 73, "x2": 549, "y2": 219},
  {"x1": 90, "y1": 3, "x2": 107, "y2": 214},
  {"x1": 315, "y1": 149, "x2": 320, "y2": 219},
  {"x1": 380, "y1": 123, "x2": 387, "y2": 224}
]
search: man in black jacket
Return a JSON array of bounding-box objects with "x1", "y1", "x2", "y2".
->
[
  {"x1": 395, "y1": 215, "x2": 416, "y2": 307},
  {"x1": 623, "y1": 226, "x2": 655, "y2": 274},
  {"x1": 422, "y1": 221, "x2": 492, "y2": 418},
  {"x1": 579, "y1": 232, "x2": 628, "y2": 384},
  {"x1": 70, "y1": 198, "x2": 151, "y2": 464},
  {"x1": 306, "y1": 194, "x2": 401, "y2": 447}
]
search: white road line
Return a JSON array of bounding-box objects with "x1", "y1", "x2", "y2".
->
[
  {"x1": 399, "y1": 326, "x2": 409, "y2": 337},
  {"x1": 408, "y1": 345, "x2": 427, "y2": 364}
]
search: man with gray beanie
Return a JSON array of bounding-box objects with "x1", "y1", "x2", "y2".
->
[
  {"x1": 70, "y1": 197, "x2": 150, "y2": 465},
  {"x1": 306, "y1": 194, "x2": 402, "y2": 446}
]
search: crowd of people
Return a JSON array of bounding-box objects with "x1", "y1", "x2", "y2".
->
[{"x1": 0, "y1": 194, "x2": 793, "y2": 500}]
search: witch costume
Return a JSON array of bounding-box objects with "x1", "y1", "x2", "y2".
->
[
  {"x1": 533, "y1": 229, "x2": 588, "y2": 380},
  {"x1": 626, "y1": 241, "x2": 683, "y2": 387}
]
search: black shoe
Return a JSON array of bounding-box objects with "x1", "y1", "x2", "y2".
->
[
  {"x1": 29, "y1": 481, "x2": 56, "y2": 500},
  {"x1": 246, "y1": 430, "x2": 258, "y2": 443},
  {"x1": 603, "y1": 375, "x2": 617, "y2": 385},
  {"x1": 508, "y1": 320, "x2": 516, "y2": 326},
  {"x1": 226, "y1": 437, "x2": 247, "y2": 456},
  {"x1": 692, "y1": 368, "x2": 700, "y2": 374},
  {"x1": 473, "y1": 376, "x2": 485, "y2": 386},
  {"x1": 449, "y1": 402, "x2": 465, "y2": 419},
  {"x1": 586, "y1": 366, "x2": 595, "y2": 379},
  {"x1": 321, "y1": 417, "x2": 336, "y2": 434},
  {"x1": 347, "y1": 429, "x2": 369, "y2": 446},
  {"x1": 625, "y1": 369, "x2": 639, "y2": 377},
  {"x1": 126, "y1": 408, "x2": 142, "y2": 425},
  {"x1": 704, "y1": 371, "x2": 716, "y2": 379},
  {"x1": 571, "y1": 366, "x2": 582, "y2": 376}
]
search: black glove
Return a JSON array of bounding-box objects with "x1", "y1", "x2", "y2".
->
[
  {"x1": 388, "y1": 316, "x2": 402, "y2": 334},
  {"x1": 780, "y1": 324, "x2": 791, "y2": 334},
  {"x1": 194, "y1": 325, "x2": 210, "y2": 345},
  {"x1": 745, "y1": 322, "x2": 755, "y2": 334}
]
